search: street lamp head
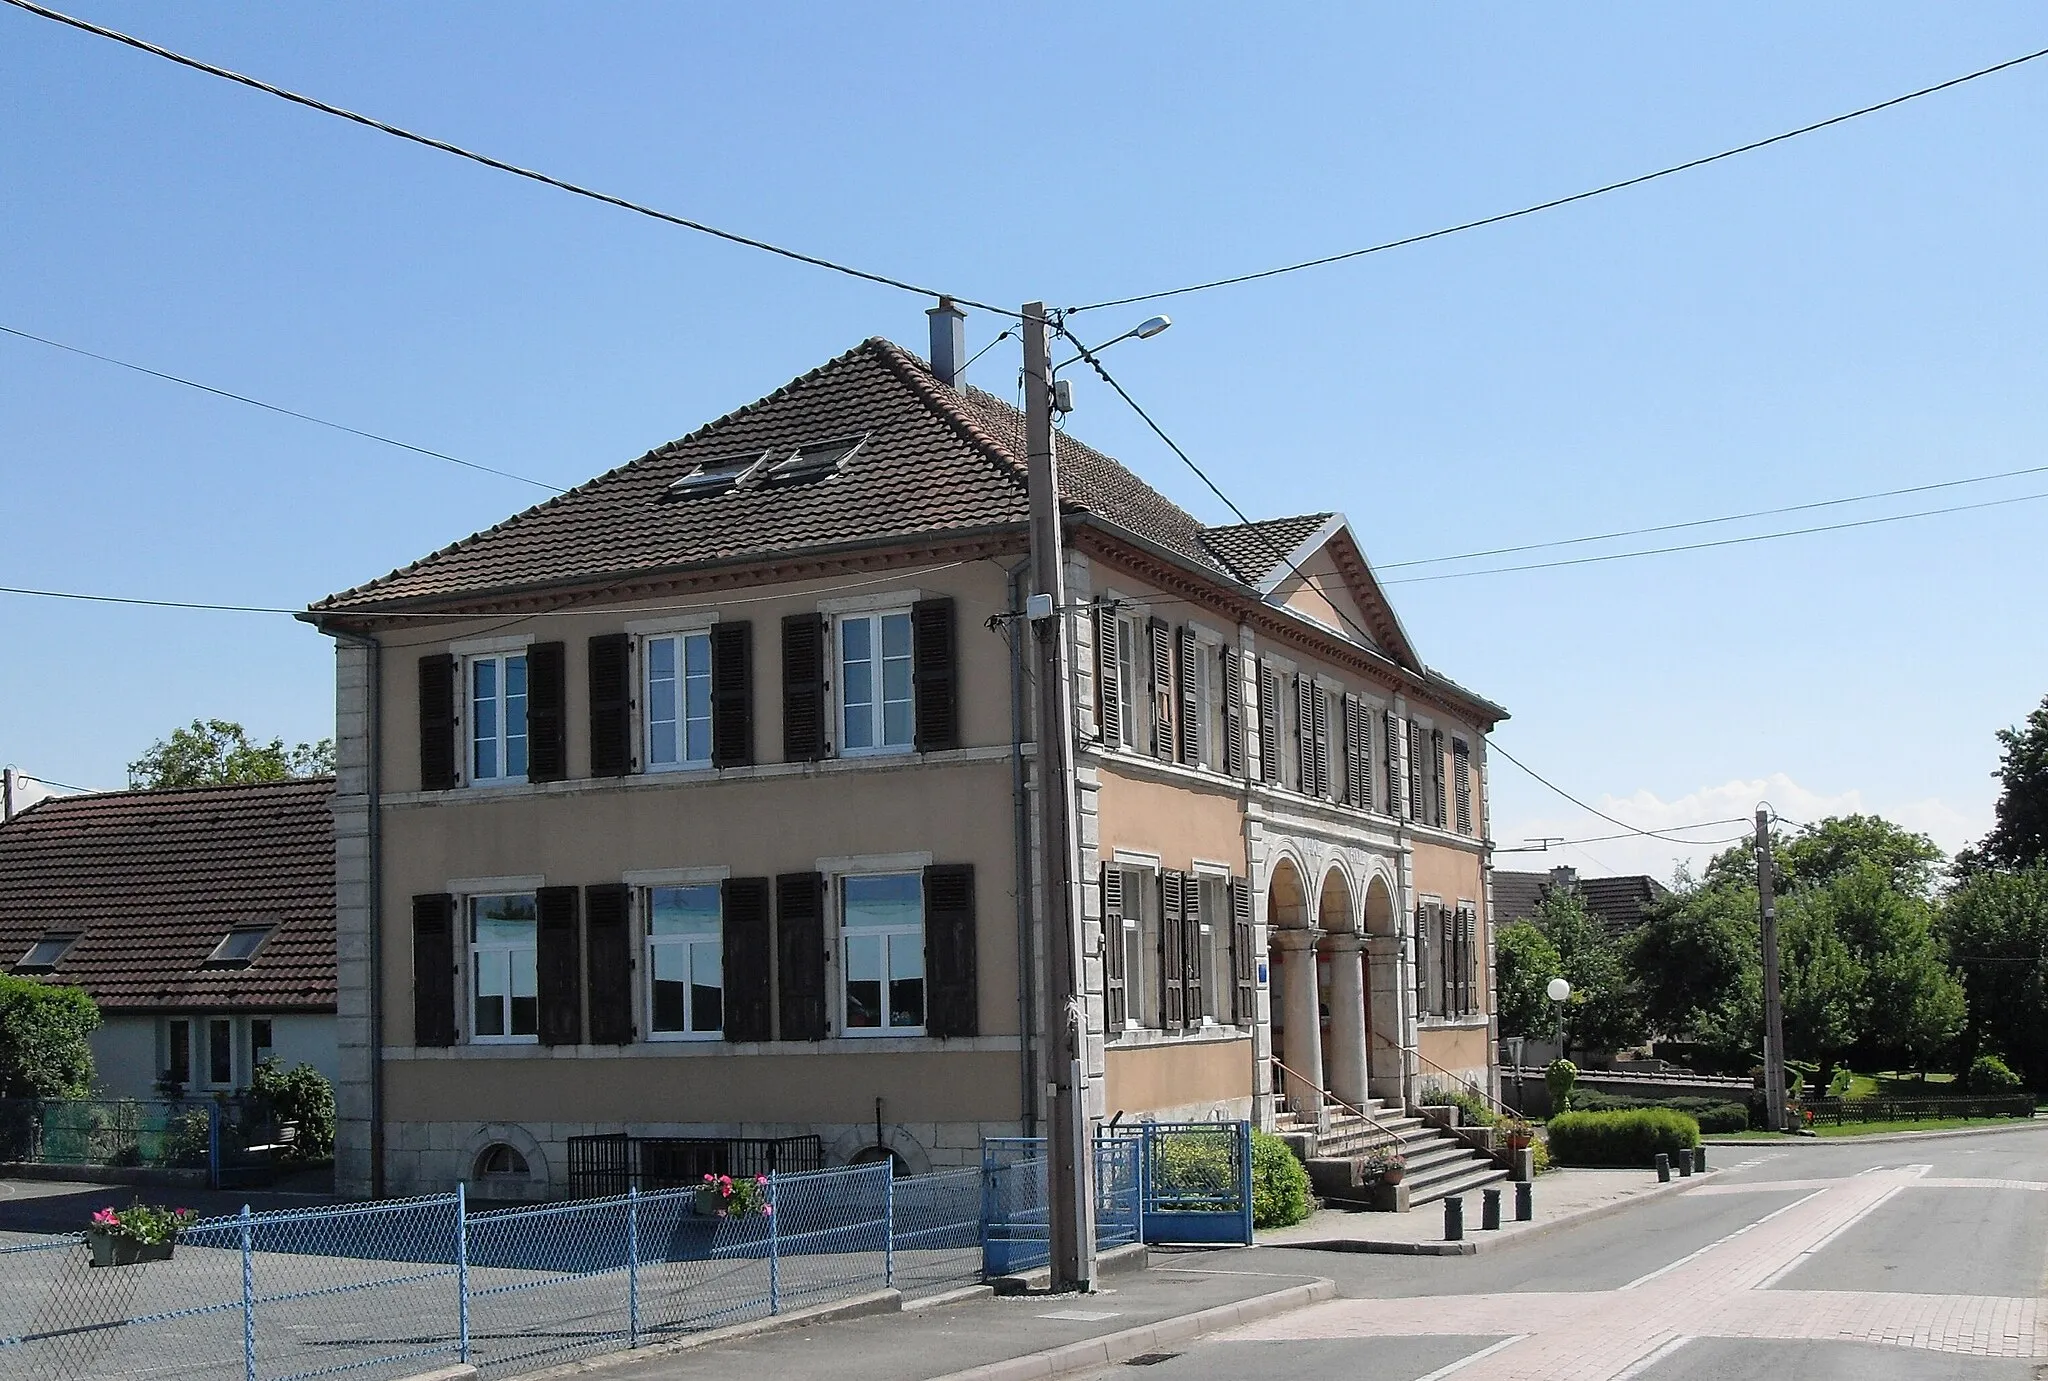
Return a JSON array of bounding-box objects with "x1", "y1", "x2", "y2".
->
[
  {"x1": 1132, "y1": 315, "x2": 1172, "y2": 340},
  {"x1": 1546, "y1": 977, "x2": 1572, "y2": 1003}
]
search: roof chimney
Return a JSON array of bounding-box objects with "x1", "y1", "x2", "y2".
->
[
  {"x1": 927, "y1": 297, "x2": 967, "y2": 387},
  {"x1": 1548, "y1": 865, "x2": 1579, "y2": 889}
]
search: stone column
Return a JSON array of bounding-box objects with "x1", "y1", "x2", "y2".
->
[
  {"x1": 1324, "y1": 933, "x2": 1370, "y2": 1110},
  {"x1": 1273, "y1": 928, "x2": 1324, "y2": 1116},
  {"x1": 1366, "y1": 933, "x2": 1407, "y2": 1101}
]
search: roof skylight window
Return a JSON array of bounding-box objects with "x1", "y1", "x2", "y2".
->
[
  {"x1": 15, "y1": 932, "x2": 80, "y2": 973},
  {"x1": 760, "y1": 435, "x2": 867, "y2": 484},
  {"x1": 666, "y1": 450, "x2": 769, "y2": 495},
  {"x1": 205, "y1": 926, "x2": 273, "y2": 968}
]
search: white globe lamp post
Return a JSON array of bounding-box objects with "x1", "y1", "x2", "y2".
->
[{"x1": 1546, "y1": 977, "x2": 1572, "y2": 1055}]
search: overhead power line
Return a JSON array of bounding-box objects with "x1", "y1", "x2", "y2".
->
[
  {"x1": 1485, "y1": 737, "x2": 1742, "y2": 845},
  {"x1": 22, "y1": 774, "x2": 100, "y2": 794},
  {"x1": 1377, "y1": 462, "x2": 2048, "y2": 570},
  {"x1": 2, "y1": 0, "x2": 1010, "y2": 316},
  {"x1": 1379, "y1": 489, "x2": 2048, "y2": 585},
  {"x1": 0, "y1": 323, "x2": 566, "y2": 493},
  {"x1": 1495, "y1": 818, "x2": 1753, "y2": 852},
  {"x1": 1068, "y1": 44, "x2": 2048, "y2": 314}
]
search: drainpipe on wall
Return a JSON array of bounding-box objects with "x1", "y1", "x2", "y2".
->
[
  {"x1": 1005, "y1": 557, "x2": 1038, "y2": 1137},
  {"x1": 333, "y1": 627, "x2": 386, "y2": 1198}
]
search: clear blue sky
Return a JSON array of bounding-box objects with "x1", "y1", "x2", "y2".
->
[{"x1": 4, "y1": 3, "x2": 2043, "y2": 877}]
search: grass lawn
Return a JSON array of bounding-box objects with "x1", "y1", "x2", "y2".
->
[{"x1": 1709, "y1": 1113, "x2": 2043, "y2": 1140}]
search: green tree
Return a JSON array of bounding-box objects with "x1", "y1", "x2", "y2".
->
[
  {"x1": 1940, "y1": 867, "x2": 2048, "y2": 1091},
  {"x1": 1801, "y1": 863, "x2": 1965, "y2": 1070},
  {"x1": 127, "y1": 720, "x2": 334, "y2": 789},
  {"x1": 1775, "y1": 891, "x2": 1863, "y2": 1086},
  {"x1": 1782, "y1": 815, "x2": 1945, "y2": 900},
  {"x1": 1533, "y1": 884, "x2": 1643, "y2": 1055},
  {"x1": 1630, "y1": 876, "x2": 1760, "y2": 1061},
  {"x1": 1495, "y1": 922, "x2": 1562, "y2": 1039},
  {"x1": 0, "y1": 976, "x2": 100, "y2": 1097},
  {"x1": 1957, "y1": 694, "x2": 2048, "y2": 874}
]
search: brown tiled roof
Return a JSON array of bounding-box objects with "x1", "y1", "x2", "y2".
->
[
  {"x1": 313, "y1": 338, "x2": 1228, "y2": 612},
  {"x1": 1201, "y1": 513, "x2": 1335, "y2": 585},
  {"x1": 1493, "y1": 869, "x2": 1672, "y2": 936},
  {"x1": 0, "y1": 779, "x2": 335, "y2": 1012}
]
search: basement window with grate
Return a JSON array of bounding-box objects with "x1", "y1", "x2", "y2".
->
[{"x1": 15, "y1": 932, "x2": 80, "y2": 973}]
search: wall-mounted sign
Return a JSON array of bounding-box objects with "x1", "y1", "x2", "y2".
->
[{"x1": 1256, "y1": 961, "x2": 1269, "y2": 986}]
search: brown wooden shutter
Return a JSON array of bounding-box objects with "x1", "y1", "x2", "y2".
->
[
  {"x1": 1408, "y1": 720, "x2": 1426, "y2": 823},
  {"x1": 923, "y1": 864, "x2": 977, "y2": 1037},
  {"x1": 775, "y1": 872, "x2": 827, "y2": 1040},
  {"x1": 1430, "y1": 728, "x2": 1447, "y2": 828},
  {"x1": 1385, "y1": 709, "x2": 1403, "y2": 817},
  {"x1": 781, "y1": 614, "x2": 829, "y2": 762},
  {"x1": 536, "y1": 885, "x2": 582, "y2": 1045},
  {"x1": 1181, "y1": 876, "x2": 1204, "y2": 1021},
  {"x1": 1230, "y1": 877, "x2": 1254, "y2": 1024},
  {"x1": 1102, "y1": 864, "x2": 1127, "y2": 1032},
  {"x1": 411, "y1": 893, "x2": 456, "y2": 1047},
  {"x1": 912, "y1": 597, "x2": 959, "y2": 752},
  {"x1": 721, "y1": 878, "x2": 773, "y2": 1043},
  {"x1": 709, "y1": 621, "x2": 754, "y2": 768},
  {"x1": 1292, "y1": 676, "x2": 1313, "y2": 794},
  {"x1": 1176, "y1": 626, "x2": 1200, "y2": 765},
  {"x1": 1259, "y1": 661, "x2": 1281, "y2": 784},
  {"x1": 1310, "y1": 686, "x2": 1331, "y2": 798},
  {"x1": 417, "y1": 655, "x2": 457, "y2": 791},
  {"x1": 1095, "y1": 607, "x2": 1122, "y2": 746},
  {"x1": 1219, "y1": 646, "x2": 1243, "y2": 776},
  {"x1": 584, "y1": 884, "x2": 634, "y2": 1044},
  {"x1": 587, "y1": 633, "x2": 632, "y2": 778},
  {"x1": 1414, "y1": 903, "x2": 1432, "y2": 1018},
  {"x1": 1147, "y1": 618, "x2": 1173, "y2": 759},
  {"x1": 525, "y1": 642, "x2": 568, "y2": 782},
  {"x1": 1160, "y1": 871, "x2": 1186, "y2": 1030},
  {"x1": 1454, "y1": 738, "x2": 1473, "y2": 835}
]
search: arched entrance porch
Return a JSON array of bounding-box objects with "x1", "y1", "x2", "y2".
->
[{"x1": 1363, "y1": 873, "x2": 1406, "y2": 1101}]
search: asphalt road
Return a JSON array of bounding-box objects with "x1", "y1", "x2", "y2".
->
[{"x1": 1071, "y1": 1122, "x2": 2048, "y2": 1381}]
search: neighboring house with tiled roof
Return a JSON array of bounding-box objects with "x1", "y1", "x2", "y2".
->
[
  {"x1": 0, "y1": 779, "x2": 337, "y2": 1100},
  {"x1": 303, "y1": 309, "x2": 1509, "y2": 1201},
  {"x1": 1493, "y1": 866, "x2": 1672, "y2": 937}
]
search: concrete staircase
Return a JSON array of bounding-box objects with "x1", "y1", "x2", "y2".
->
[{"x1": 1274, "y1": 1098, "x2": 1510, "y2": 1209}]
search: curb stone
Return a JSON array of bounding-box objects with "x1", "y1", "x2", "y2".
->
[
  {"x1": 512, "y1": 1289, "x2": 901, "y2": 1381},
  {"x1": 1268, "y1": 1164, "x2": 1722, "y2": 1256},
  {"x1": 925, "y1": 1278, "x2": 1337, "y2": 1381}
]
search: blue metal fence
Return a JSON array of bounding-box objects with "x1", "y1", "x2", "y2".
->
[
  {"x1": 0, "y1": 1162, "x2": 984, "y2": 1381},
  {"x1": 980, "y1": 1122, "x2": 1252, "y2": 1273}
]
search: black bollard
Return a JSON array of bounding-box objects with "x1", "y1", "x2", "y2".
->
[
  {"x1": 1695, "y1": 1145, "x2": 1708, "y2": 1172},
  {"x1": 1677, "y1": 1148, "x2": 1693, "y2": 1177},
  {"x1": 1444, "y1": 1194, "x2": 1465, "y2": 1241},
  {"x1": 1481, "y1": 1187, "x2": 1502, "y2": 1231},
  {"x1": 1515, "y1": 1180, "x2": 1533, "y2": 1221},
  {"x1": 1655, "y1": 1152, "x2": 1670, "y2": 1183}
]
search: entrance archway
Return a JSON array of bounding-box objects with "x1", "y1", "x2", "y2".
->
[
  {"x1": 1315, "y1": 869, "x2": 1369, "y2": 1109},
  {"x1": 1265, "y1": 857, "x2": 1320, "y2": 1114},
  {"x1": 1363, "y1": 872, "x2": 1404, "y2": 1101}
]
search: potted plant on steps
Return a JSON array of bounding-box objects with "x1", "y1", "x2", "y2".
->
[
  {"x1": 1377, "y1": 1153, "x2": 1407, "y2": 1186},
  {"x1": 86, "y1": 1203, "x2": 194, "y2": 1267}
]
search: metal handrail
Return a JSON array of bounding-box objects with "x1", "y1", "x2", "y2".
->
[
  {"x1": 1371, "y1": 1033, "x2": 1525, "y2": 1125},
  {"x1": 1268, "y1": 1057, "x2": 1404, "y2": 1154}
]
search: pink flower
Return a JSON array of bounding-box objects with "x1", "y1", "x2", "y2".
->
[
  {"x1": 763, "y1": 1204, "x2": 773, "y2": 1216},
  {"x1": 92, "y1": 1209, "x2": 117, "y2": 1226},
  {"x1": 755, "y1": 1175, "x2": 767, "y2": 1186}
]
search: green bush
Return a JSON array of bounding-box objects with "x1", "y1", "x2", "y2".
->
[
  {"x1": 1151, "y1": 1131, "x2": 1237, "y2": 1208},
  {"x1": 250, "y1": 1060, "x2": 336, "y2": 1164},
  {"x1": 1547, "y1": 1109, "x2": 1700, "y2": 1167},
  {"x1": 1546, "y1": 1059, "x2": 1577, "y2": 1113},
  {"x1": 1966, "y1": 1055, "x2": 2023, "y2": 1094},
  {"x1": 1249, "y1": 1129, "x2": 1311, "y2": 1229},
  {"x1": 1565, "y1": 1090, "x2": 1748, "y2": 1133},
  {"x1": 1419, "y1": 1085, "x2": 1498, "y2": 1126}
]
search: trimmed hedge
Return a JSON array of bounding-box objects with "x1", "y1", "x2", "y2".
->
[
  {"x1": 1250, "y1": 1129, "x2": 1312, "y2": 1229},
  {"x1": 1566, "y1": 1090, "x2": 1749, "y2": 1133},
  {"x1": 1547, "y1": 1109, "x2": 1700, "y2": 1167}
]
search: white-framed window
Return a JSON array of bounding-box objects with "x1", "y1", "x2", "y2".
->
[
  {"x1": 469, "y1": 652, "x2": 529, "y2": 784},
  {"x1": 647, "y1": 884, "x2": 722, "y2": 1038},
  {"x1": 468, "y1": 893, "x2": 538, "y2": 1043},
  {"x1": 840, "y1": 872, "x2": 925, "y2": 1034},
  {"x1": 838, "y1": 611, "x2": 914, "y2": 755},
  {"x1": 1192, "y1": 648, "x2": 1215, "y2": 769},
  {"x1": 645, "y1": 631, "x2": 714, "y2": 770},
  {"x1": 1116, "y1": 613, "x2": 1142, "y2": 751},
  {"x1": 1198, "y1": 873, "x2": 1230, "y2": 1023}
]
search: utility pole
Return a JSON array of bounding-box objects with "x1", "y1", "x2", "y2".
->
[
  {"x1": 1021, "y1": 301, "x2": 1095, "y2": 1291},
  {"x1": 1755, "y1": 808, "x2": 1788, "y2": 1133},
  {"x1": 2, "y1": 767, "x2": 18, "y2": 824}
]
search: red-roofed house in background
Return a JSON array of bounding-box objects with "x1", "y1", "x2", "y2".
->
[
  {"x1": 0, "y1": 780, "x2": 338, "y2": 1099},
  {"x1": 303, "y1": 312, "x2": 1511, "y2": 1206}
]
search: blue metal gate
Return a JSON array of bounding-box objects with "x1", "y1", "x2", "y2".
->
[{"x1": 980, "y1": 1121, "x2": 1251, "y2": 1274}]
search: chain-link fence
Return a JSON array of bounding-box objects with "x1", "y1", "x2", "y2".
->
[
  {"x1": 0, "y1": 1161, "x2": 986, "y2": 1381},
  {"x1": 978, "y1": 1137, "x2": 1144, "y2": 1276},
  {"x1": 0, "y1": 1098, "x2": 288, "y2": 1189}
]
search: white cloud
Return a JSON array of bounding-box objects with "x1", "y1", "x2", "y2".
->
[{"x1": 1492, "y1": 773, "x2": 1986, "y2": 885}]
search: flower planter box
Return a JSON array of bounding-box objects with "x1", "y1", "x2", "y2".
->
[{"x1": 87, "y1": 1231, "x2": 175, "y2": 1268}]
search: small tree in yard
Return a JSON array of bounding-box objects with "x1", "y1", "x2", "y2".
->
[
  {"x1": 0, "y1": 976, "x2": 99, "y2": 1098},
  {"x1": 1495, "y1": 922, "x2": 1562, "y2": 1039},
  {"x1": 249, "y1": 1060, "x2": 336, "y2": 1164}
]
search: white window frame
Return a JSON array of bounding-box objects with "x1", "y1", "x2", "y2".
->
[
  {"x1": 837, "y1": 870, "x2": 927, "y2": 1036},
  {"x1": 642, "y1": 629, "x2": 716, "y2": 772},
  {"x1": 465, "y1": 651, "x2": 530, "y2": 787},
  {"x1": 467, "y1": 892, "x2": 539, "y2": 1045},
  {"x1": 1115, "y1": 611, "x2": 1142, "y2": 751},
  {"x1": 1111, "y1": 851, "x2": 1162, "y2": 1031},
  {"x1": 643, "y1": 883, "x2": 724, "y2": 1041},
  {"x1": 1193, "y1": 865, "x2": 1232, "y2": 1026},
  {"x1": 836, "y1": 608, "x2": 915, "y2": 758},
  {"x1": 203, "y1": 1016, "x2": 237, "y2": 1090}
]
